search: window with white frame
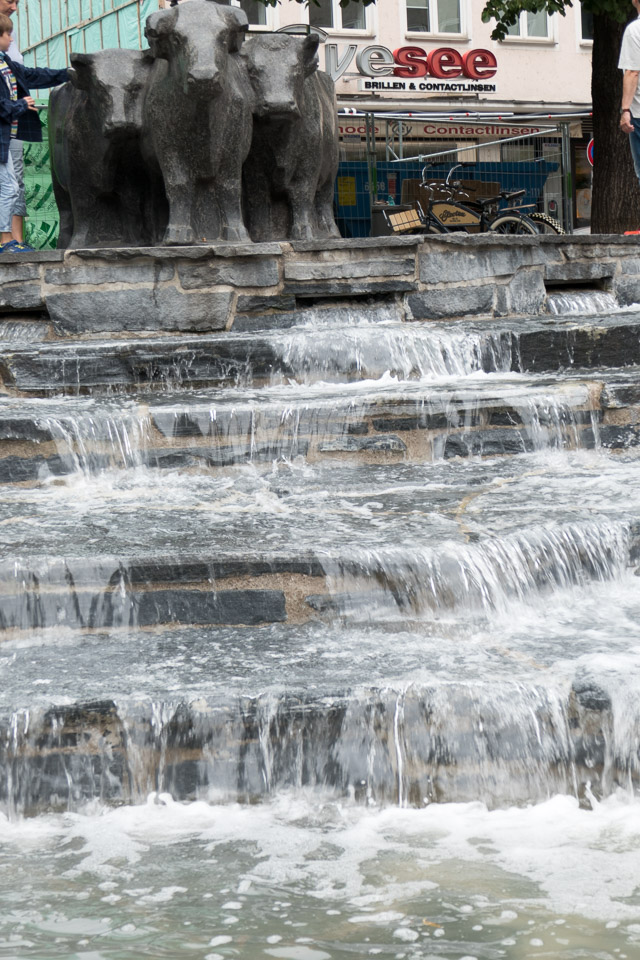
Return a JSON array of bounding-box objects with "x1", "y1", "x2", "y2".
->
[
  {"x1": 406, "y1": 0, "x2": 462, "y2": 35},
  {"x1": 231, "y1": 0, "x2": 269, "y2": 27},
  {"x1": 309, "y1": 0, "x2": 367, "y2": 31},
  {"x1": 505, "y1": 9, "x2": 552, "y2": 39}
]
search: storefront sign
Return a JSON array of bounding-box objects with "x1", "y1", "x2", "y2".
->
[
  {"x1": 325, "y1": 42, "x2": 498, "y2": 94},
  {"x1": 338, "y1": 122, "x2": 550, "y2": 139}
]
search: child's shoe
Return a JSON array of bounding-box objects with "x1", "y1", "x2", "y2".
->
[{"x1": 3, "y1": 240, "x2": 35, "y2": 253}]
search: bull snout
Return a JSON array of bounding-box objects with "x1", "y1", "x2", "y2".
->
[
  {"x1": 186, "y1": 70, "x2": 222, "y2": 96},
  {"x1": 103, "y1": 119, "x2": 138, "y2": 139},
  {"x1": 255, "y1": 99, "x2": 301, "y2": 122}
]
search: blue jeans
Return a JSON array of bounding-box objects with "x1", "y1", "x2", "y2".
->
[
  {"x1": 630, "y1": 117, "x2": 640, "y2": 186},
  {"x1": 0, "y1": 147, "x2": 19, "y2": 233},
  {"x1": 9, "y1": 139, "x2": 26, "y2": 218}
]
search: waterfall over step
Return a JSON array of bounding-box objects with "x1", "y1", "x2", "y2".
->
[{"x1": 546, "y1": 289, "x2": 619, "y2": 315}]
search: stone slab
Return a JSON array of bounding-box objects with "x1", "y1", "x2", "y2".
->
[
  {"x1": 284, "y1": 258, "x2": 414, "y2": 281},
  {"x1": 178, "y1": 259, "x2": 279, "y2": 289},
  {"x1": 408, "y1": 284, "x2": 494, "y2": 320},
  {"x1": 45, "y1": 263, "x2": 175, "y2": 285},
  {"x1": 46, "y1": 288, "x2": 234, "y2": 334},
  {"x1": 133, "y1": 589, "x2": 287, "y2": 626},
  {"x1": 236, "y1": 294, "x2": 296, "y2": 314},
  {"x1": 0, "y1": 283, "x2": 45, "y2": 310}
]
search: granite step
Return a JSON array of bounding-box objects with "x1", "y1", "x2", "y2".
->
[{"x1": 1, "y1": 312, "x2": 640, "y2": 396}]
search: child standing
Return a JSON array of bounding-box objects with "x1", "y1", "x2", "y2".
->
[{"x1": 0, "y1": 14, "x2": 67, "y2": 253}]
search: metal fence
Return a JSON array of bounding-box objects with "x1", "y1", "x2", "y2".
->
[{"x1": 335, "y1": 113, "x2": 583, "y2": 238}]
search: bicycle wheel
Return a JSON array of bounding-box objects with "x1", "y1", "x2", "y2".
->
[
  {"x1": 488, "y1": 213, "x2": 538, "y2": 236},
  {"x1": 528, "y1": 212, "x2": 566, "y2": 235}
]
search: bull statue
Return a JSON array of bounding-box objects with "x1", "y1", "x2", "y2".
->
[
  {"x1": 142, "y1": 0, "x2": 253, "y2": 245},
  {"x1": 48, "y1": 49, "x2": 163, "y2": 248},
  {"x1": 242, "y1": 33, "x2": 340, "y2": 242}
]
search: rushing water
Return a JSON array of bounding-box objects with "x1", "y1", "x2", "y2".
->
[{"x1": 2, "y1": 292, "x2": 640, "y2": 958}]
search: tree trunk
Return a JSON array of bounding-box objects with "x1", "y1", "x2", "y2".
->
[{"x1": 591, "y1": 12, "x2": 640, "y2": 233}]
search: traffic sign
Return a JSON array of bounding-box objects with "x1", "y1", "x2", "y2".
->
[{"x1": 587, "y1": 138, "x2": 594, "y2": 167}]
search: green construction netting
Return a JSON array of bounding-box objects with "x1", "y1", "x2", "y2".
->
[{"x1": 16, "y1": 0, "x2": 158, "y2": 248}]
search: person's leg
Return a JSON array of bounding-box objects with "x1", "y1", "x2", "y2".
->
[
  {"x1": 630, "y1": 118, "x2": 640, "y2": 186},
  {"x1": 9, "y1": 139, "x2": 25, "y2": 242},
  {"x1": 0, "y1": 150, "x2": 18, "y2": 245}
]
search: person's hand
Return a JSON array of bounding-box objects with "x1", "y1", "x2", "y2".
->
[
  {"x1": 621, "y1": 110, "x2": 634, "y2": 134},
  {"x1": 22, "y1": 96, "x2": 37, "y2": 112}
]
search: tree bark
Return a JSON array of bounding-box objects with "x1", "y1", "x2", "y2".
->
[{"x1": 591, "y1": 12, "x2": 640, "y2": 233}]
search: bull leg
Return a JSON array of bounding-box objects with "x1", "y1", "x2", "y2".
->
[
  {"x1": 163, "y1": 182, "x2": 197, "y2": 246},
  {"x1": 287, "y1": 179, "x2": 316, "y2": 240},
  {"x1": 218, "y1": 176, "x2": 250, "y2": 243},
  {"x1": 315, "y1": 176, "x2": 340, "y2": 239}
]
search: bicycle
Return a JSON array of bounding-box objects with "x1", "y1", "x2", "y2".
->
[{"x1": 418, "y1": 163, "x2": 540, "y2": 235}]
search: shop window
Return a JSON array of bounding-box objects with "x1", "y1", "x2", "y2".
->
[
  {"x1": 231, "y1": 0, "x2": 268, "y2": 26},
  {"x1": 581, "y1": 4, "x2": 594, "y2": 41},
  {"x1": 505, "y1": 10, "x2": 551, "y2": 40},
  {"x1": 309, "y1": 0, "x2": 367, "y2": 31},
  {"x1": 406, "y1": 0, "x2": 462, "y2": 35}
]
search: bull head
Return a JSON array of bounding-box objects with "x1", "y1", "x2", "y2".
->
[
  {"x1": 68, "y1": 51, "x2": 151, "y2": 140},
  {"x1": 145, "y1": 1, "x2": 248, "y2": 96},
  {"x1": 244, "y1": 34, "x2": 319, "y2": 122}
]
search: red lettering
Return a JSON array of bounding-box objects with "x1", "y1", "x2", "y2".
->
[
  {"x1": 428, "y1": 47, "x2": 463, "y2": 79},
  {"x1": 392, "y1": 45, "x2": 428, "y2": 78},
  {"x1": 463, "y1": 49, "x2": 498, "y2": 80}
]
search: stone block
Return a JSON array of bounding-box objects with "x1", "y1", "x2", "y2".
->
[
  {"x1": 317, "y1": 435, "x2": 406, "y2": 453},
  {"x1": 236, "y1": 294, "x2": 296, "y2": 313},
  {"x1": 178, "y1": 258, "x2": 279, "y2": 289},
  {"x1": 544, "y1": 261, "x2": 614, "y2": 282},
  {"x1": 285, "y1": 279, "x2": 417, "y2": 298},
  {"x1": 284, "y1": 258, "x2": 414, "y2": 281},
  {"x1": 0, "y1": 455, "x2": 69, "y2": 484},
  {"x1": 70, "y1": 242, "x2": 283, "y2": 260},
  {"x1": 0, "y1": 418, "x2": 54, "y2": 441},
  {"x1": 408, "y1": 283, "x2": 494, "y2": 320},
  {"x1": 0, "y1": 263, "x2": 40, "y2": 282},
  {"x1": 419, "y1": 244, "x2": 548, "y2": 284},
  {"x1": 46, "y1": 287, "x2": 233, "y2": 334},
  {"x1": 45, "y1": 263, "x2": 175, "y2": 285},
  {"x1": 613, "y1": 276, "x2": 640, "y2": 306},
  {"x1": 289, "y1": 236, "x2": 419, "y2": 252},
  {"x1": 495, "y1": 269, "x2": 546, "y2": 316},
  {"x1": 444, "y1": 429, "x2": 534, "y2": 458},
  {"x1": 0, "y1": 282, "x2": 45, "y2": 310},
  {"x1": 600, "y1": 424, "x2": 640, "y2": 449},
  {"x1": 133, "y1": 588, "x2": 287, "y2": 625}
]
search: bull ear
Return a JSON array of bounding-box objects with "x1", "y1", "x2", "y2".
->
[
  {"x1": 68, "y1": 52, "x2": 95, "y2": 90},
  {"x1": 215, "y1": 5, "x2": 249, "y2": 52},
  {"x1": 303, "y1": 34, "x2": 320, "y2": 77},
  {"x1": 144, "y1": 8, "x2": 177, "y2": 57}
]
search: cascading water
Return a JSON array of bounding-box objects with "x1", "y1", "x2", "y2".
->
[
  {"x1": 4, "y1": 296, "x2": 640, "y2": 959},
  {"x1": 546, "y1": 288, "x2": 620, "y2": 315}
]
